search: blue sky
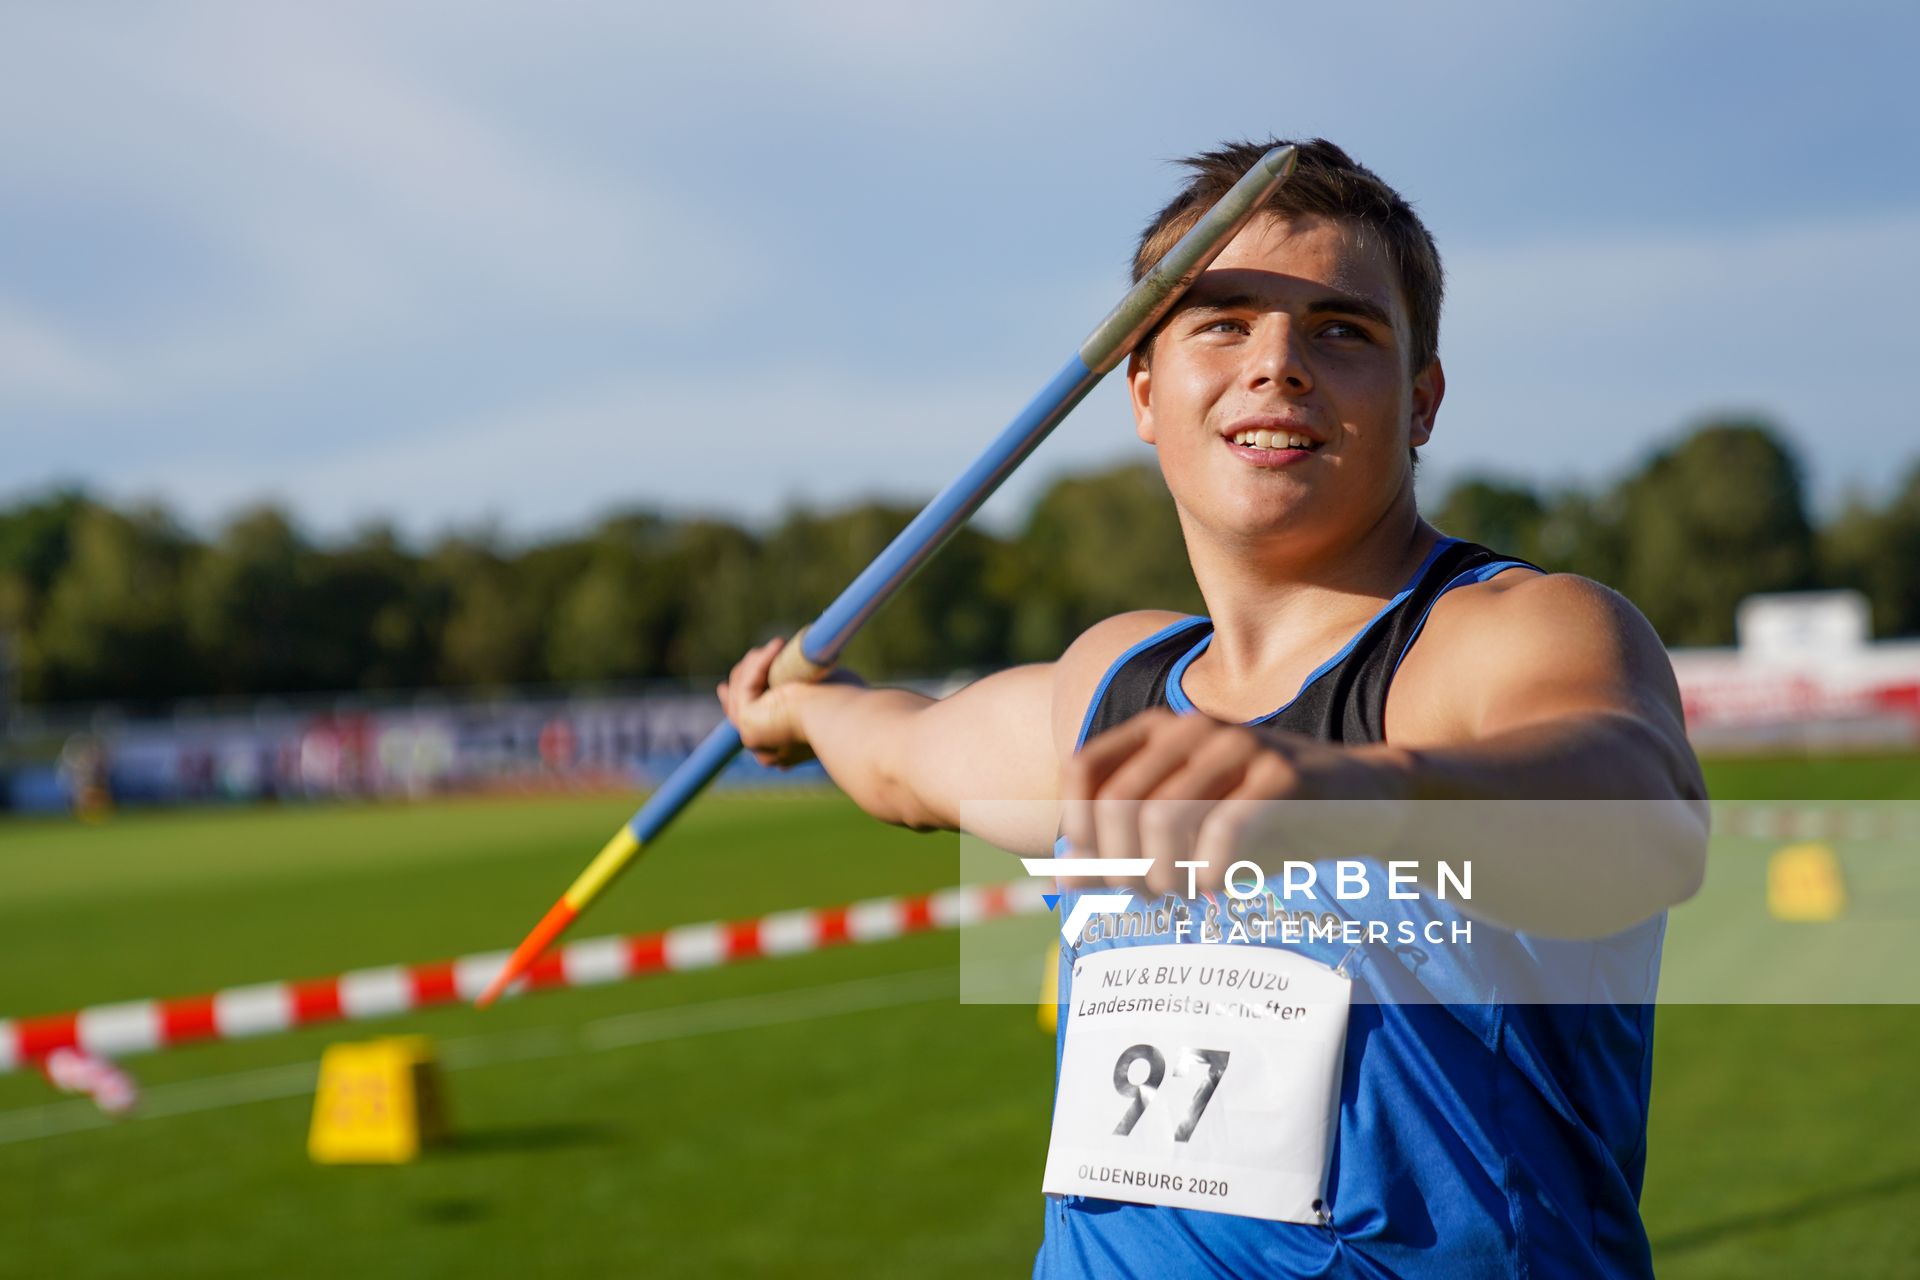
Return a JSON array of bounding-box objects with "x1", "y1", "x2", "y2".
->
[{"x1": 2, "y1": 2, "x2": 1914, "y2": 541}]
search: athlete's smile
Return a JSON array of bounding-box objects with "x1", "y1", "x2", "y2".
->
[{"x1": 1220, "y1": 413, "x2": 1326, "y2": 469}]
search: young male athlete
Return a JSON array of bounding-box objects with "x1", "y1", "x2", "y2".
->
[{"x1": 719, "y1": 138, "x2": 1706, "y2": 1277}]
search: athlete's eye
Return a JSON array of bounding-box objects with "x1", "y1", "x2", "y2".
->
[
  {"x1": 1319, "y1": 321, "x2": 1371, "y2": 342},
  {"x1": 1200, "y1": 318, "x2": 1249, "y2": 336}
]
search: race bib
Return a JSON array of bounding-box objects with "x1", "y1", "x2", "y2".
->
[{"x1": 1042, "y1": 942, "x2": 1350, "y2": 1224}]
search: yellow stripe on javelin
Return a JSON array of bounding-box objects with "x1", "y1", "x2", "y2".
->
[{"x1": 563, "y1": 828, "x2": 642, "y2": 912}]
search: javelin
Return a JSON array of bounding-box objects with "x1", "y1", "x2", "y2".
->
[{"x1": 475, "y1": 145, "x2": 1299, "y2": 1008}]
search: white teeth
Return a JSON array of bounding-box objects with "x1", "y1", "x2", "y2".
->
[{"x1": 1230, "y1": 429, "x2": 1318, "y2": 451}]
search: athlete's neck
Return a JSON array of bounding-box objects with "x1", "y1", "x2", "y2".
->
[{"x1": 1179, "y1": 486, "x2": 1439, "y2": 713}]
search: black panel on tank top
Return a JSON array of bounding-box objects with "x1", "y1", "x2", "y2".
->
[{"x1": 1081, "y1": 540, "x2": 1537, "y2": 747}]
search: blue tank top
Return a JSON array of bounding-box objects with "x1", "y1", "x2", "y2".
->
[{"x1": 1035, "y1": 538, "x2": 1663, "y2": 1279}]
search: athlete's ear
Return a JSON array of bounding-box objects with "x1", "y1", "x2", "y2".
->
[
  {"x1": 1409, "y1": 357, "x2": 1444, "y2": 448},
  {"x1": 1128, "y1": 348, "x2": 1156, "y2": 445}
]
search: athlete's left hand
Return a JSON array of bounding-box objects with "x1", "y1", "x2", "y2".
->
[{"x1": 1057, "y1": 708, "x2": 1409, "y2": 896}]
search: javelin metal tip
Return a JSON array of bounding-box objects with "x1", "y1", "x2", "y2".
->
[
  {"x1": 1261, "y1": 144, "x2": 1300, "y2": 177},
  {"x1": 1075, "y1": 143, "x2": 1304, "y2": 374}
]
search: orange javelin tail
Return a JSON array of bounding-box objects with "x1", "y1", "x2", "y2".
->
[
  {"x1": 475, "y1": 897, "x2": 577, "y2": 1008},
  {"x1": 475, "y1": 826, "x2": 642, "y2": 1008}
]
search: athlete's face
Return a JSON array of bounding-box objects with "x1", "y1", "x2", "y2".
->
[{"x1": 1128, "y1": 214, "x2": 1442, "y2": 552}]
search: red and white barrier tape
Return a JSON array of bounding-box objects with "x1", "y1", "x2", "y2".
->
[
  {"x1": 4, "y1": 804, "x2": 1911, "y2": 1074},
  {"x1": 0, "y1": 880, "x2": 1048, "y2": 1074}
]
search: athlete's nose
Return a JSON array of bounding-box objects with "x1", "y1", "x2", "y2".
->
[{"x1": 1245, "y1": 316, "x2": 1311, "y2": 395}]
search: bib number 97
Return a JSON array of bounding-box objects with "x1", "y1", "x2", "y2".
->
[{"x1": 1112, "y1": 1044, "x2": 1230, "y2": 1141}]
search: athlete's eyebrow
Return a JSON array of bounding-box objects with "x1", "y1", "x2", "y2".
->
[
  {"x1": 1303, "y1": 292, "x2": 1394, "y2": 330},
  {"x1": 1174, "y1": 288, "x2": 1262, "y2": 315},
  {"x1": 1174, "y1": 284, "x2": 1395, "y2": 331}
]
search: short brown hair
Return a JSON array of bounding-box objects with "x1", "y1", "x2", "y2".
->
[{"x1": 1132, "y1": 138, "x2": 1444, "y2": 373}]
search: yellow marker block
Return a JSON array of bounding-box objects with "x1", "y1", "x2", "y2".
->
[
  {"x1": 1767, "y1": 842, "x2": 1847, "y2": 923},
  {"x1": 308, "y1": 1035, "x2": 447, "y2": 1164},
  {"x1": 1038, "y1": 941, "x2": 1061, "y2": 1034}
]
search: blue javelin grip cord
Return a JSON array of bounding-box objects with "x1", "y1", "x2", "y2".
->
[{"x1": 496, "y1": 146, "x2": 1300, "y2": 977}]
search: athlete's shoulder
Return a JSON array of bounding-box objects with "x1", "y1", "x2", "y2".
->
[
  {"x1": 1426, "y1": 568, "x2": 1648, "y2": 643},
  {"x1": 1060, "y1": 610, "x2": 1194, "y2": 670},
  {"x1": 1050, "y1": 611, "x2": 1194, "y2": 758},
  {"x1": 1392, "y1": 568, "x2": 1680, "y2": 739}
]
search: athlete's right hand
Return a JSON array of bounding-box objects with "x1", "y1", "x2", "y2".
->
[{"x1": 717, "y1": 636, "x2": 817, "y2": 769}]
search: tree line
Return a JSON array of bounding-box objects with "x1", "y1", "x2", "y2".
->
[{"x1": 1, "y1": 418, "x2": 1914, "y2": 706}]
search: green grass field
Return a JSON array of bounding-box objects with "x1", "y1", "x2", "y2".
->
[{"x1": 2, "y1": 757, "x2": 1918, "y2": 1277}]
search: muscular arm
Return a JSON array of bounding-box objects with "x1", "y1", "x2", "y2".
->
[
  {"x1": 1385, "y1": 571, "x2": 1704, "y2": 805},
  {"x1": 719, "y1": 614, "x2": 1181, "y2": 857},
  {"x1": 787, "y1": 666, "x2": 1058, "y2": 850},
  {"x1": 1061, "y1": 576, "x2": 1708, "y2": 937},
  {"x1": 1369, "y1": 572, "x2": 1709, "y2": 932}
]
